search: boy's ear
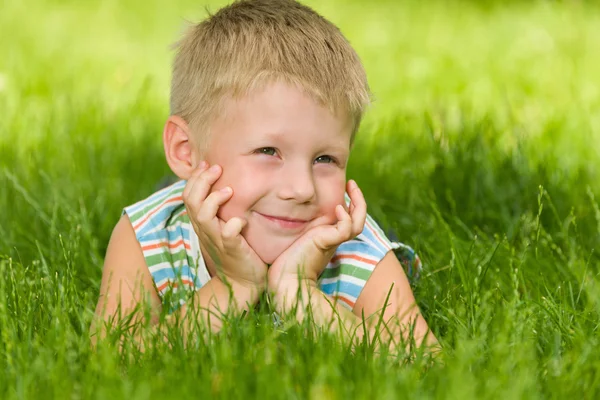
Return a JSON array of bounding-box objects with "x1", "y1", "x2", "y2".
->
[{"x1": 163, "y1": 115, "x2": 199, "y2": 180}]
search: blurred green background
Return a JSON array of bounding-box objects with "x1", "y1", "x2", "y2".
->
[
  {"x1": 3, "y1": 0, "x2": 600, "y2": 255},
  {"x1": 1, "y1": 0, "x2": 600, "y2": 398}
]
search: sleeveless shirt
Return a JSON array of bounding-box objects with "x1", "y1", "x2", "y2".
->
[{"x1": 123, "y1": 180, "x2": 422, "y2": 311}]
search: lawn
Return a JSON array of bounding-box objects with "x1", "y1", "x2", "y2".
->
[{"x1": 1, "y1": 0, "x2": 600, "y2": 398}]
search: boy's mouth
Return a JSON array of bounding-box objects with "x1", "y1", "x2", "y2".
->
[{"x1": 255, "y1": 212, "x2": 310, "y2": 231}]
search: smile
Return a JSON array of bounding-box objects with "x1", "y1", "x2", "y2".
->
[{"x1": 255, "y1": 212, "x2": 310, "y2": 231}]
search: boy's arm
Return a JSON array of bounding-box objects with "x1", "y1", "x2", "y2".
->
[
  {"x1": 352, "y1": 251, "x2": 438, "y2": 350},
  {"x1": 276, "y1": 251, "x2": 438, "y2": 353},
  {"x1": 90, "y1": 214, "x2": 162, "y2": 345},
  {"x1": 90, "y1": 214, "x2": 256, "y2": 348}
]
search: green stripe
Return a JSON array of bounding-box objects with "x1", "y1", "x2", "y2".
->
[
  {"x1": 170, "y1": 210, "x2": 190, "y2": 225},
  {"x1": 129, "y1": 189, "x2": 174, "y2": 221},
  {"x1": 146, "y1": 248, "x2": 189, "y2": 268},
  {"x1": 319, "y1": 262, "x2": 372, "y2": 281}
]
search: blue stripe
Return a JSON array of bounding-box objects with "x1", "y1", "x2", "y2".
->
[
  {"x1": 336, "y1": 239, "x2": 383, "y2": 259},
  {"x1": 320, "y1": 280, "x2": 363, "y2": 300},
  {"x1": 359, "y1": 219, "x2": 390, "y2": 255},
  {"x1": 126, "y1": 180, "x2": 186, "y2": 215},
  {"x1": 138, "y1": 227, "x2": 190, "y2": 243},
  {"x1": 136, "y1": 205, "x2": 181, "y2": 237},
  {"x1": 125, "y1": 184, "x2": 174, "y2": 215},
  {"x1": 152, "y1": 264, "x2": 201, "y2": 287}
]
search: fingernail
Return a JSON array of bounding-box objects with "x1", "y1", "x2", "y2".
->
[
  {"x1": 221, "y1": 186, "x2": 232, "y2": 194},
  {"x1": 209, "y1": 165, "x2": 220, "y2": 173}
]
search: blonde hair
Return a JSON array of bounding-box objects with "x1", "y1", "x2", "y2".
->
[{"x1": 171, "y1": 0, "x2": 371, "y2": 151}]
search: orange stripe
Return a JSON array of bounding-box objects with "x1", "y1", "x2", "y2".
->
[
  {"x1": 157, "y1": 279, "x2": 195, "y2": 292},
  {"x1": 133, "y1": 196, "x2": 183, "y2": 231},
  {"x1": 334, "y1": 295, "x2": 355, "y2": 308},
  {"x1": 365, "y1": 218, "x2": 391, "y2": 251},
  {"x1": 142, "y1": 239, "x2": 191, "y2": 252},
  {"x1": 330, "y1": 253, "x2": 377, "y2": 265}
]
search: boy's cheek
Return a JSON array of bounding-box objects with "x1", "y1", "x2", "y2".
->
[
  {"x1": 210, "y1": 166, "x2": 250, "y2": 217},
  {"x1": 328, "y1": 182, "x2": 347, "y2": 213},
  {"x1": 216, "y1": 198, "x2": 242, "y2": 222},
  {"x1": 215, "y1": 182, "x2": 254, "y2": 222},
  {"x1": 208, "y1": 165, "x2": 234, "y2": 193}
]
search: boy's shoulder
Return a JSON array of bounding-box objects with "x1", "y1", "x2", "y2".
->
[
  {"x1": 123, "y1": 180, "x2": 188, "y2": 237},
  {"x1": 332, "y1": 213, "x2": 396, "y2": 268},
  {"x1": 123, "y1": 180, "x2": 204, "y2": 303},
  {"x1": 331, "y1": 208, "x2": 422, "y2": 281}
]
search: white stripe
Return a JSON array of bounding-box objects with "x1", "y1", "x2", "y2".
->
[
  {"x1": 148, "y1": 261, "x2": 178, "y2": 275},
  {"x1": 320, "y1": 273, "x2": 366, "y2": 287}
]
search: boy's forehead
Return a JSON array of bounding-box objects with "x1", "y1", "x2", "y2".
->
[
  {"x1": 212, "y1": 82, "x2": 354, "y2": 143},
  {"x1": 257, "y1": 128, "x2": 351, "y2": 150},
  {"x1": 227, "y1": 81, "x2": 350, "y2": 118}
]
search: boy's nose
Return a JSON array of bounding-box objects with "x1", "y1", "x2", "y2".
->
[{"x1": 277, "y1": 166, "x2": 316, "y2": 203}]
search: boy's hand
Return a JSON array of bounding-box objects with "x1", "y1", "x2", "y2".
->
[
  {"x1": 267, "y1": 180, "x2": 367, "y2": 305},
  {"x1": 183, "y1": 162, "x2": 268, "y2": 295}
]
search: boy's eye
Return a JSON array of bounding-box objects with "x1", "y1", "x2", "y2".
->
[
  {"x1": 256, "y1": 147, "x2": 277, "y2": 156},
  {"x1": 315, "y1": 155, "x2": 335, "y2": 164}
]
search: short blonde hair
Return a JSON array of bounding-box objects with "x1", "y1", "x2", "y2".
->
[{"x1": 171, "y1": 0, "x2": 371, "y2": 151}]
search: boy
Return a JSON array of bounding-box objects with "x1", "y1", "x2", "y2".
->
[{"x1": 92, "y1": 0, "x2": 438, "y2": 352}]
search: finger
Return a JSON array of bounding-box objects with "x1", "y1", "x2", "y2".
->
[
  {"x1": 315, "y1": 205, "x2": 350, "y2": 249},
  {"x1": 348, "y1": 199, "x2": 354, "y2": 215},
  {"x1": 185, "y1": 164, "x2": 223, "y2": 212},
  {"x1": 347, "y1": 180, "x2": 367, "y2": 236},
  {"x1": 221, "y1": 217, "x2": 248, "y2": 249},
  {"x1": 342, "y1": 196, "x2": 350, "y2": 213},
  {"x1": 182, "y1": 161, "x2": 210, "y2": 202},
  {"x1": 195, "y1": 186, "x2": 233, "y2": 225},
  {"x1": 335, "y1": 204, "x2": 353, "y2": 238}
]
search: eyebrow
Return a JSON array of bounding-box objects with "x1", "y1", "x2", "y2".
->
[
  {"x1": 322, "y1": 144, "x2": 350, "y2": 155},
  {"x1": 263, "y1": 130, "x2": 349, "y2": 149}
]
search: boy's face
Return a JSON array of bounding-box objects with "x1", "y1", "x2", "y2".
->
[{"x1": 202, "y1": 81, "x2": 352, "y2": 264}]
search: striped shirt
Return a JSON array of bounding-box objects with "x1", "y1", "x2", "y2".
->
[{"x1": 123, "y1": 180, "x2": 422, "y2": 311}]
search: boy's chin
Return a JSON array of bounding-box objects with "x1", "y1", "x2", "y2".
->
[
  {"x1": 253, "y1": 244, "x2": 286, "y2": 265},
  {"x1": 246, "y1": 236, "x2": 295, "y2": 265}
]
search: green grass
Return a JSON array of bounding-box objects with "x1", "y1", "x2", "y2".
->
[{"x1": 2, "y1": 0, "x2": 600, "y2": 398}]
